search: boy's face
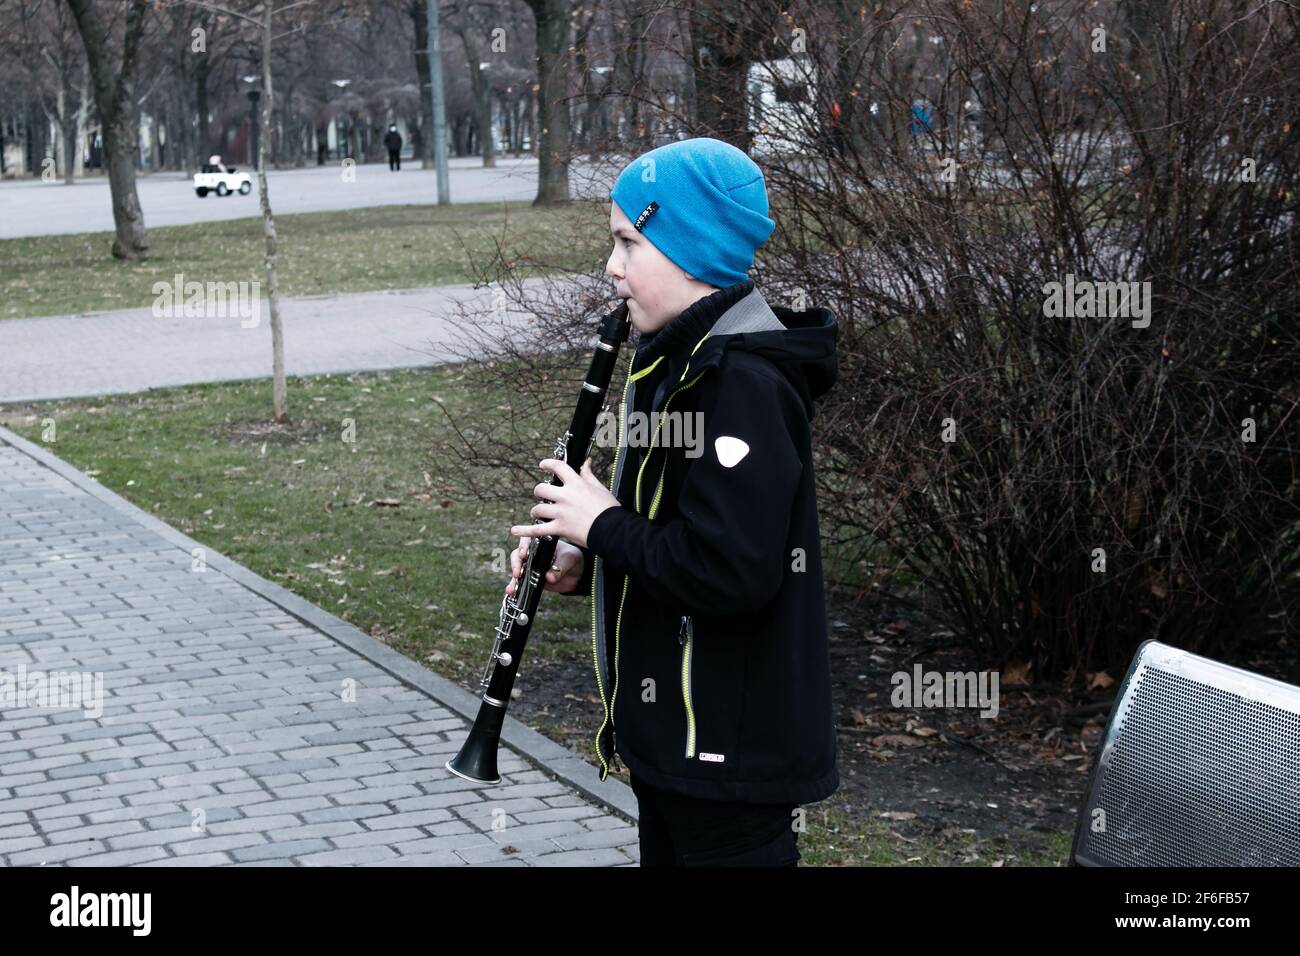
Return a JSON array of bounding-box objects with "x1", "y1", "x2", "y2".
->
[{"x1": 605, "y1": 201, "x2": 718, "y2": 335}]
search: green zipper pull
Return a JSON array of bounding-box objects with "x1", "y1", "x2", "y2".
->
[{"x1": 679, "y1": 615, "x2": 688, "y2": 645}]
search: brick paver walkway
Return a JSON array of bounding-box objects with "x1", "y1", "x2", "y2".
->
[{"x1": 0, "y1": 426, "x2": 639, "y2": 866}]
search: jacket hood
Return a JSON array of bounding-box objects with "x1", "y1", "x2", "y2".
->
[
  {"x1": 718, "y1": 297, "x2": 839, "y2": 420},
  {"x1": 638, "y1": 281, "x2": 838, "y2": 420}
]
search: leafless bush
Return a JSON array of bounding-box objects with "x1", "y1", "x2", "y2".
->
[{"x1": 758, "y1": 0, "x2": 1300, "y2": 680}]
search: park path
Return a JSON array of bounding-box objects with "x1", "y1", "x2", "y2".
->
[
  {"x1": 0, "y1": 283, "x2": 537, "y2": 404},
  {"x1": 0, "y1": 425, "x2": 640, "y2": 866}
]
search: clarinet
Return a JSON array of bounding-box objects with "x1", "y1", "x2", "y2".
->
[{"x1": 446, "y1": 301, "x2": 631, "y2": 784}]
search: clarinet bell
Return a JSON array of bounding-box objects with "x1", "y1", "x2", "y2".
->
[{"x1": 445, "y1": 698, "x2": 506, "y2": 784}]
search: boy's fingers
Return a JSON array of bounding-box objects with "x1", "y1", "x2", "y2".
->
[
  {"x1": 546, "y1": 551, "x2": 570, "y2": 580},
  {"x1": 539, "y1": 457, "x2": 578, "y2": 484}
]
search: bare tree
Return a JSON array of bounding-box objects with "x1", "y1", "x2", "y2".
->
[
  {"x1": 688, "y1": 0, "x2": 783, "y2": 149},
  {"x1": 524, "y1": 0, "x2": 569, "y2": 203},
  {"x1": 66, "y1": 0, "x2": 152, "y2": 259},
  {"x1": 409, "y1": 0, "x2": 435, "y2": 166},
  {"x1": 448, "y1": 0, "x2": 503, "y2": 166},
  {"x1": 182, "y1": 0, "x2": 326, "y2": 423},
  {"x1": 256, "y1": 0, "x2": 289, "y2": 422},
  {"x1": 15, "y1": 0, "x2": 87, "y2": 184}
]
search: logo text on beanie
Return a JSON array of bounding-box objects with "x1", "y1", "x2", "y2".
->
[{"x1": 632, "y1": 200, "x2": 659, "y2": 232}]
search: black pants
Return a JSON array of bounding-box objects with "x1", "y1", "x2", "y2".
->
[
  {"x1": 630, "y1": 773, "x2": 801, "y2": 866},
  {"x1": 388, "y1": 150, "x2": 401, "y2": 171}
]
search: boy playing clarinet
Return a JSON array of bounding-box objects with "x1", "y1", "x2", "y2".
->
[{"x1": 507, "y1": 136, "x2": 839, "y2": 866}]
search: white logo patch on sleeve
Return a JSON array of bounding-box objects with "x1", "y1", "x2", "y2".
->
[{"x1": 714, "y1": 436, "x2": 750, "y2": 468}]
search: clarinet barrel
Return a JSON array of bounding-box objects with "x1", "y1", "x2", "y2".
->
[{"x1": 446, "y1": 302, "x2": 631, "y2": 784}]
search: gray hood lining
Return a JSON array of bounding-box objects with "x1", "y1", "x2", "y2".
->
[{"x1": 704, "y1": 287, "x2": 785, "y2": 339}]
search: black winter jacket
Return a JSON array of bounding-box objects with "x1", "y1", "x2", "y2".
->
[{"x1": 566, "y1": 279, "x2": 840, "y2": 805}]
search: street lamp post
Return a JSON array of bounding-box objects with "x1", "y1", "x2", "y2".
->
[
  {"x1": 478, "y1": 62, "x2": 495, "y2": 168},
  {"x1": 247, "y1": 91, "x2": 261, "y2": 167},
  {"x1": 331, "y1": 79, "x2": 352, "y2": 160},
  {"x1": 426, "y1": 0, "x2": 450, "y2": 203},
  {"x1": 242, "y1": 74, "x2": 261, "y2": 168},
  {"x1": 590, "y1": 65, "x2": 612, "y2": 158}
]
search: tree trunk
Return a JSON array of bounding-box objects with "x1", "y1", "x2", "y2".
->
[
  {"x1": 525, "y1": 0, "x2": 570, "y2": 204},
  {"x1": 612, "y1": 7, "x2": 644, "y2": 148},
  {"x1": 452, "y1": 113, "x2": 466, "y2": 155},
  {"x1": 25, "y1": 104, "x2": 37, "y2": 177},
  {"x1": 688, "y1": 0, "x2": 767, "y2": 151},
  {"x1": 412, "y1": 0, "x2": 435, "y2": 168},
  {"x1": 450, "y1": 3, "x2": 496, "y2": 169},
  {"x1": 257, "y1": 1, "x2": 288, "y2": 424},
  {"x1": 525, "y1": 95, "x2": 535, "y2": 155},
  {"x1": 407, "y1": 114, "x2": 423, "y2": 162},
  {"x1": 575, "y1": 6, "x2": 604, "y2": 161},
  {"x1": 472, "y1": 66, "x2": 495, "y2": 167},
  {"x1": 74, "y1": 61, "x2": 90, "y2": 179},
  {"x1": 171, "y1": 14, "x2": 192, "y2": 172},
  {"x1": 277, "y1": 82, "x2": 294, "y2": 167},
  {"x1": 196, "y1": 56, "x2": 211, "y2": 160},
  {"x1": 1125, "y1": 0, "x2": 1171, "y2": 159},
  {"x1": 57, "y1": 68, "x2": 77, "y2": 184},
  {"x1": 67, "y1": 0, "x2": 150, "y2": 259},
  {"x1": 348, "y1": 116, "x2": 361, "y2": 161},
  {"x1": 152, "y1": 113, "x2": 164, "y2": 170},
  {"x1": 101, "y1": 111, "x2": 147, "y2": 256},
  {"x1": 45, "y1": 106, "x2": 62, "y2": 181}
]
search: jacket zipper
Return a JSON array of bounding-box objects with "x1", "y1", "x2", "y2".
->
[
  {"x1": 680, "y1": 614, "x2": 696, "y2": 758},
  {"x1": 592, "y1": 335, "x2": 712, "y2": 779},
  {"x1": 647, "y1": 369, "x2": 708, "y2": 765},
  {"x1": 591, "y1": 366, "x2": 638, "y2": 778},
  {"x1": 591, "y1": 354, "x2": 667, "y2": 779}
]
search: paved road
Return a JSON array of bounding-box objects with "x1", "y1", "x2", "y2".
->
[
  {"x1": 0, "y1": 158, "x2": 612, "y2": 239},
  {"x1": 0, "y1": 284, "x2": 538, "y2": 403},
  {"x1": 0, "y1": 425, "x2": 639, "y2": 866}
]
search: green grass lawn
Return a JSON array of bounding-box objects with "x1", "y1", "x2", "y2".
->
[
  {"x1": 0, "y1": 201, "x2": 609, "y2": 320},
  {"x1": 0, "y1": 366, "x2": 1067, "y2": 865}
]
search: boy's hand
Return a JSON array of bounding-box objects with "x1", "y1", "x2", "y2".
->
[
  {"x1": 506, "y1": 539, "x2": 584, "y2": 597},
  {"x1": 510, "y1": 457, "x2": 620, "y2": 550}
]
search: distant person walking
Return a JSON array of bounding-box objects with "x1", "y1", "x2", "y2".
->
[
  {"x1": 910, "y1": 99, "x2": 934, "y2": 137},
  {"x1": 829, "y1": 100, "x2": 845, "y2": 157},
  {"x1": 384, "y1": 125, "x2": 403, "y2": 171}
]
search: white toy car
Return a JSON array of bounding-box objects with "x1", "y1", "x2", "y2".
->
[{"x1": 194, "y1": 158, "x2": 253, "y2": 198}]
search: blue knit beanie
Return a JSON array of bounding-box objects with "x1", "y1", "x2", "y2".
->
[{"x1": 610, "y1": 137, "x2": 776, "y2": 289}]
